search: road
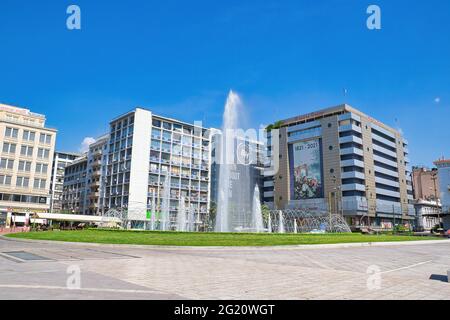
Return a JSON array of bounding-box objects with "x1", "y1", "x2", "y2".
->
[{"x1": 1, "y1": 236, "x2": 450, "y2": 300}]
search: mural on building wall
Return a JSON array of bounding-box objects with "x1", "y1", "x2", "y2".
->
[{"x1": 291, "y1": 139, "x2": 323, "y2": 200}]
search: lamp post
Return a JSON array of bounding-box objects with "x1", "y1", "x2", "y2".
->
[{"x1": 430, "y1": 169, "x2": 441, "y2": 230}]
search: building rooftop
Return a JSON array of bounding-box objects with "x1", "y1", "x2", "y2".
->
[
  {"x1": 280, "y1": 104, "x2": 401, "y2": 136},
  {"x1": 0, "y1": 103, "x2": 57, "y2": 131},
  {"x1": 0, "y1": 103, "x2": 46, "y2": 119},
  {"x1": 56, "y1": 151, "x2": 83, "y2": 157},
  {"x1": 434, "y1": 158, "x2": 450, "y2": 167},
  {"x1": 110, "y1": 107, "x2": 210, "y2": 131}
]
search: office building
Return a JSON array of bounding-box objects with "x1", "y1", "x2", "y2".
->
[
  {"x1": 264, "y1": 104, "x2": 414, "y2": 228},
  {"x1": 0, "y1": 103, "x2": 57, "y2": 227},
  {"x1": 411, "y1": 166, "x2": 441, "y2": 230},
  {"x1": 62, "y1": 154, "x2": 88, "y2": 214},
  {"x1": 104, "y1": 108, "x2": 212, "y2": 229},
  {"x1": 434, "y1": 158, "x2": 450, "y2": 230},
  {"x1": 85, "y1": 135, "x2": 109, "y2": 215},
  {"x1": 49, "y1": 151, "x2": 81, "y2": 213},
  {"x1": 61, "y1": 135, "x2": 109, "y2": 215}
]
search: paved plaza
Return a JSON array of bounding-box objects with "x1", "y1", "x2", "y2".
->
[{"x1": 0, "y1": 236, "x2": 450, "y2": 300}]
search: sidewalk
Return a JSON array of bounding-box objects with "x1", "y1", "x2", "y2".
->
[{"x1": 0, "y1": 227, "x2": 30, "y2": 235}]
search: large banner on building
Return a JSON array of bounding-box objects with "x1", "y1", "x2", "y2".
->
[{"x1": 290, "y1": 139, "x2": 323, "y2": 200}]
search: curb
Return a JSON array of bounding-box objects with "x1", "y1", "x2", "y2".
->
[{"x1": 1, "y1": 234, "x2": 449, "y2": 251}]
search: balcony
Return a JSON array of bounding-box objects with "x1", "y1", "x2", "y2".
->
[
  {"x1": 341, "y1": 159, "x2": 365, "y2": 168},
  {"x1": 89, "y1": 192, "x2": 100, "y2": 199},
  {"x1": 372, "y1": 133, "x2": 397, "y2": 149},
  {"x1": 373, "y1": 154, "x2": 398, "y2": 169},
  {"x1": 339, "y1": 124, "x2": 362, "y2": 134},
  {"x1": 341, "y1": 171, "x2": 365, "y2": 180},
  {"x1": 341, "y1": 183, "x2": 366, "y2": 192},
  {"x1": 92, "y1": 159, "x2": 102, "y2": 166},
  {"x1": 374, "y1": 165, "x2": 399, "y2": 178},
  {"x1": 90, "y1": 180, "x2": 101, "y2": 187},
  {"x1": 91, "y1": 170, "x2": 101, "y2": 178},
  {"x1": 264, "y1": 180, "x2": 274, "y2": 188},
  {"x1": 340, "y1": 147, "x2": 363, "y2": 157},
  {"x1": 375, "y1": 177, "x2": 400, "y2": 188},
  {"x1": 376, "y1": 188, "x2": 400, "y2": 198},
  {"x1": 264, "y1": 191, "x2": 274, "y2": 198},
  {"x1": 339, "y1": 135, "x2": 363, "y2": 145},
  {"x1": 372, "y1": 144, "x2": 397, "y2": 159}
]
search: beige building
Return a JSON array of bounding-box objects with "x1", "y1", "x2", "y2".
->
[
  {"x1": 412, "y1": 167, "x2": 440, "y2": 202},
  {"x1": 411, "y1": 167, "x2": 441, "y2": 230},
  {"x1": 264, "y1": 104, "x2": 414, "y2": 229},
  {"x1": 0, "y1": 104, "x2": 57, "y2": 227}
]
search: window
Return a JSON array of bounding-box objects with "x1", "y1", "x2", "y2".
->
[
  {"x1": 0, "y1": 158, "x2": 14, "y2": 170},
  {"x1": 0, "y1": 175, "x2": 12, "y2": 185},
  {"x1": 37, "y1": 148, "x2": 50, "y2": 159},
  {"x1": 22, "y1": 130, "x2": 36, "y2": 141},
  {"x1": 16, "y1": 177, "x2": 30, "y2": 188},
  {"x1": 5, "y1": 127, "x2": 18, "y2": 138},
  {"x1": 18, "y1": 161, "x2": 32, "y2": 172},
  {"x1": 2, "y1": 143, "x2": 16, "y2": 154},
  {"x1": 39, "y1": 133, "x2": 52, "y2": 144},
  {"x1": 20, "y1": 145, "x2": 34, "y2": 157},
  {"x1": 35, "y1": 163, "x2": 48, "y2": 174},
  {"x1": 163, "y1": 122, "x2": 171, "y2": 130},
  {"x1": 33, "y1": 178, "x2": 46, "y2": 189}
]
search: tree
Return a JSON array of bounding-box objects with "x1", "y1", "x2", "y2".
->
[
  {"x1": 266, "y1": 120, "x2": 283, "y2": 132},
  {"x1": 261, "y1": 204, "x2": 271, "y2": 224},
  {"x1": 207, "y1": 202, "x2": 217, "y2": 231}
]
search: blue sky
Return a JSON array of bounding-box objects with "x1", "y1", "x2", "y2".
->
[{"x1": 0, "y1": 0, "x2": 448, "y2": 166}]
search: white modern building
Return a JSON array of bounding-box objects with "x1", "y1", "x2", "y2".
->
[
  {"x1": 49, "y1": 151, "x2": 81, "y2": 213},
  {"x1": 62, "y1": 154, "x2": 88, "y2": 214},
  {"x1": 104, "y1": 108, "x2": 213, "y2": 229},
  {"x1": 434, "y1": 158, "x2": 450, "y2": 230},
  {"x1": 85, "y1": 135, "x2": 109, "y2": 215},
  {"x1": 61, "y1": 135, "x2": 109, "y2": 215}
]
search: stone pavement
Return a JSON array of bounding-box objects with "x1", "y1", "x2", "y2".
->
[{"x1": 0, "y1": 236, "x2": 449, "y2": 300}]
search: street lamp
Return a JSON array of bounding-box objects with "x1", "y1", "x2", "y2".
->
[{"x1": 431, "y1": 169, "x2": 442, "y2": 231}]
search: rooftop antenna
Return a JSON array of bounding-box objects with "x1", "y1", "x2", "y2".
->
[{"x1": 343, "y1": 88, "x2": 348, "y2": 104}]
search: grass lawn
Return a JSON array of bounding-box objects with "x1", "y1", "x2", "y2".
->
[{"x1": 4, "y1": 229, "x2": 442, "y2": 247}]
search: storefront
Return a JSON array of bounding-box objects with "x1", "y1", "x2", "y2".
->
[{"x1": 0, "y1": 212, "x2": 6, "y2": 228}]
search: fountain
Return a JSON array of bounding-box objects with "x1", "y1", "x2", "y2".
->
[
  {"x1": 215, "y1": 91, "x2": 264, "y2": 233},
  {"x1": 160, "y1": 177, "x2": 171, "y2": 231},
  {"x1": 278, "y1": 210, "x2": 285, "y2": 233},
  {"x1": 187, "y1": 205, "x2": 195, "y2": 232},
  {"x1": 177, "y1": 196, "x2": 187, "y2": 232},
  {"x1": 150, "y1": 193, "x2": 157, "y2": 231},
  {"x1": 252, "y1": 185, "x2": 264, "y2": 233},
  {"x1": 267, "y1": 214, "x2": 272, "y2": 233}
]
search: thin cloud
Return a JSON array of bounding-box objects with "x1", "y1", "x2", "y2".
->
[{"x1": 79, "y1": 137, "x2": 96, "y2": 153}]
